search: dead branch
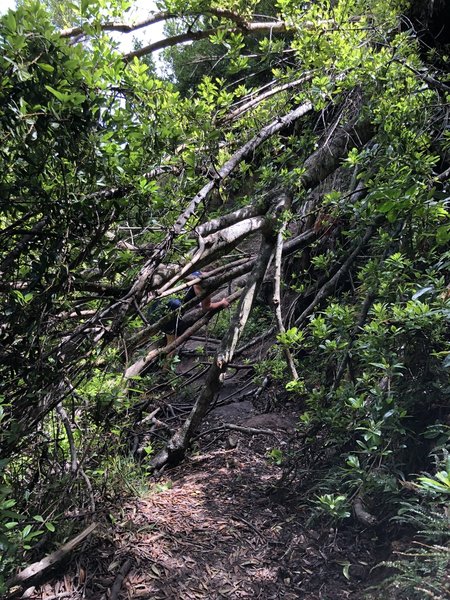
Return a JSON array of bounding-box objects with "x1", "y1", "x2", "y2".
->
[
  {"x1": 127, "y1": 227, "x2": 315, "y2": 353},
  {"x1": 149, "y1": 194, "x2": 289, "y2": 470},
  {"x1": 6, "y1": 523, "x2": 97, "y2": 592},
  {"x1": 195, "y1": 204, "x2": 267, "y2": 237},
  {"x1": 294, "y1": 222, "x2": 378, "y2": 327},
  {"x1": 155, "y1": 257, "x2": 250, "y2": 300},
  {"x1": 172, "y1": 103, "x2": 312, "y2": 235},
  {"x1": 79, "y1": 469, "x2": 96, "y2": 514},
  {"x1": 158, "y1": 216, "x2": 266, "y2": 295},
  {"x1": 109, "y1": 558, "x2": 133, "y2": 600},
  {"x1": 273, "y1": 219, "x2": 299, "y2": 380},
  {"x1": 234, "y1": 327, "x2": 276, "y2": 356},
  {"x1": 124, "y1": 289, "x2": 241, "y2": 379},
  {"x1": 55, "y1": 404, "x2": 77, "y2": 474},
  {"x1": 222, "y1": 74, "x2": 313, "y2": 123},
  {"x1": 126, "y1": 269, "x2": 247, "y2": 353},
  {"x1": 195, "y1": 423, "x2": 281, "y2": 440}
]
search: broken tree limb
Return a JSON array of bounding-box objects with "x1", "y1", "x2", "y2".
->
[
  {"x1": 124, "y1": 289, "x2": 242, "y2": 379},
  {"x1": 149, "y1": 193, "x2": 290, "y2": 470},
  {"x1": 273, "y1": 220, "x2": 299, "y2": 380},
  {"x1": 294, "y1": 222, "x2": 378, "y2": 327},
  {"x1": 127, "y1": 228, "x2": 316, "y2": 353},
  {"x1": 155, "y1": 257, "x2": 250, "y2": 300},
  {"x1": 126, "y1": 269, "x2": 248, "y2": 353},
  {"x1": 6, "y1": 523, "x2": 97, "y2": 592},
  {"x1": 234, "y1": 327, "x2": 276, "y2": 356}
]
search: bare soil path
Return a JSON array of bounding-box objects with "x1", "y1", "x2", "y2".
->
[
  {"x1": 28, "y1": 421, "x2": 376, "y2": 599},
  {"x1": 23, "y1": 346, "x2": 378, "y2": 600}
]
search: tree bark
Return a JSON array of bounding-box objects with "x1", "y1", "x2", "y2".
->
[{"x1": 149, "y1": 194, "x2": 290, "y2": 470}]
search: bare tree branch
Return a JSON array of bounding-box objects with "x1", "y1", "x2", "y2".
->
[
  {"x1": 55, "y1": 404, "x2": 78, "y2": 474},
  {"x1": 149, "y1": 193, "x2": 290, "y2": 470},
  {"x1": 222, "y1": 75, "x2": 313, "y2": 123},
  {"x1": 60, "y1": 8, "x2": 257, "y2": 38},
  {"x1": 6, "y1": 524, "x2": 97, "y2": 592},
  {"x1": 124, "y1": 289, "x2": 241, "y2": 379},
  {"x1": 294, "y1": 222, "x2": 378, "y2": 327},
  {"x1": 273, "y1": 221, "x2": 299, "y2": 380},
  {"x1": 172, "y1": 102, "x2": 313, "y2": 235},
  {"x1": 122, "y1": 20, "x2": 287, "y2": 60},
  {"x1": 0, "y1": 217, "x2": 49, "y2": 275}
]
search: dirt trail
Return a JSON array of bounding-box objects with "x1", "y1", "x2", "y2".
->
[
  {"x1": 29, "y1": 427, "x2": 375, "y2": 599},
  {"x1": 24, "y1": 350, "x2": 377, "y2": 599}
]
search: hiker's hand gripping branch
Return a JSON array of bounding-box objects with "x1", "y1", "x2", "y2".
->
[{"x1": 194, "y1": 285, "x2": 230, "y2": 312}]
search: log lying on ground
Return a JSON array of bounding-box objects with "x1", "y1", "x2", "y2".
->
[{"x1": 6, "y1": 523, "x2": 97, "y2": 595}]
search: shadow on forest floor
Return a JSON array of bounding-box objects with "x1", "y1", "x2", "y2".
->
[
  {"x1": 24, "y1": 413, "x2": 382, "y2": 599},
  {"x1": 18, "y1": 339, "x2": 385, "y2": 600}
]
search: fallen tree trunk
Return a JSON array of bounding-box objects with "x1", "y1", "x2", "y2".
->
[{"x1": 149, "y1": 194, "x2": 289, "y2": 470}]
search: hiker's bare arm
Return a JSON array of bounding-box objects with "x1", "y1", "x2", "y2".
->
[{"x1": 193, "y1": 284, "x2": 229, "y2": 311}]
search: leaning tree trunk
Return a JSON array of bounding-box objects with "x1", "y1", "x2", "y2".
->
[{"x1": 149, "y1": 193, "x2": 290, "y2": 469}]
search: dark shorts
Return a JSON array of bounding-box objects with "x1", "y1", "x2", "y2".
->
[{"x1": 160, "y1": 315, "x2": 189, "y2": 336}]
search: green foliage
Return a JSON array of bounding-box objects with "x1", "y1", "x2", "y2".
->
[
  {"x1": 254, "y1": 350, "x2": 287, "y2": 383},
  {"x1": 0, "y1": 461, "x2": 48, "y2": 592},
  {"x1": 313, "y1": 493, "x2": 351, "y2": 521},
  {"x1": 88, "y1": 454, "x2": 153, "y2": 498},
  {"x1": 0, "y1": 1, "x2": 449, "y2": 596},
  {"x1": 267, "y1": 448, "x2": 284, "y2": 465},
  {"x1": 373, "y1": 450, "x2": 450, "y2": 599}
]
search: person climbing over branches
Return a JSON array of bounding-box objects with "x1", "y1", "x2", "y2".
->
[{"x1": 149, "y1": 270, "x2": 229, "y2": 351}]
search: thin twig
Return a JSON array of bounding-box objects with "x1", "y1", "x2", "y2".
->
[{"x1": 55, "y1": 404, "x2": 78, "y2": 474}]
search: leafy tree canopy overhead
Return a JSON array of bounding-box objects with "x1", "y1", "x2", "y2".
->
[{"x1": 1, "y1": 0, "x2": 449, "y2": 452}]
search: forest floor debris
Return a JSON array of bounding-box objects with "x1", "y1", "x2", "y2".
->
[{"x1": 22, "y1": 405, "x2": 380, "y2": 599}]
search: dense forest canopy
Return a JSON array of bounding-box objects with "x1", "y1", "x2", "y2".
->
[{"x1": 0, "y1": 0, "x2": 449, "y2": 597}]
